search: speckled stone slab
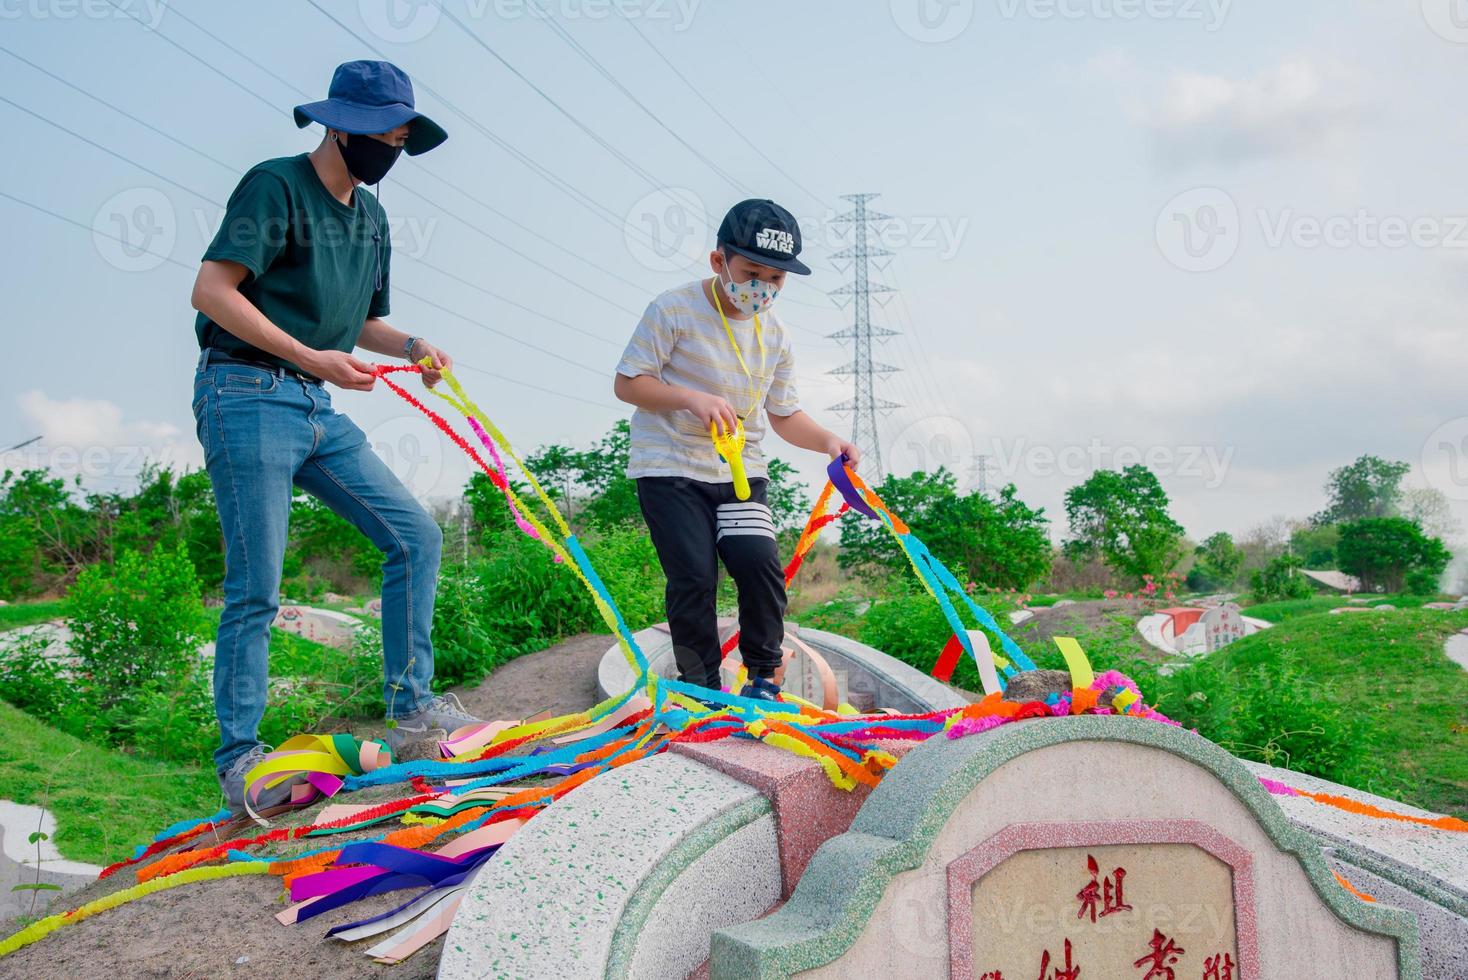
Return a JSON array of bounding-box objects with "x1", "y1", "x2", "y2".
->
[
  {"x1": 1331, "y1": 852, "x2": 1468, "y2": 980},
  {"x1": 709, "y1": 717, "x2": 1421, "y2": 980},
  {"x1": 438, "y1": 752, "x2": 775, "y2": 980},
  {"x1": 671, "y1": 739, "x2": 922, "y2": 899},
  {"x1": 1243, "y1": 760, "x2": 1468, "y2": 902}
]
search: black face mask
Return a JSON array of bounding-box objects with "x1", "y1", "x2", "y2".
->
[{"x1": 336, "y1": 133, "x2": 403, "y2": 186}]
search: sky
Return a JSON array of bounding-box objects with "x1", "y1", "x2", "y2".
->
[{"x1": 4, "y1": 0, "x2": 1468, "y2": 547}]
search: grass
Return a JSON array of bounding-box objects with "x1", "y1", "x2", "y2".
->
[
  {"x1": 1186, "y1": 606, "x2": 1468, "y2": 817},
  {"x1": 0, "y1": 601, "x2": 66, "y2": 631},
  {"x1": 1242, "y1": 592, "x2": 1447, "y2": 623},
  {"x1": 0, "y1": 700, "x2": 219, "y2": 866}
]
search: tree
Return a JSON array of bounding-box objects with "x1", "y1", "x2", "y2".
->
[
  {"x1": 764, "y1": 458, "x2": 812, "y2": 535},
  {"x1": 1289, "y1": 523, "x2": 1340, "y2": 569},
  {"x1": 571, "y1": 421, "x2": 640, "y2": 529},
  {"x1": 1062, "y1": 466, "x2": 1185, "y2": 581},
  {"x1": 840, "y1": 469, "x2": 1051, "y2": 590},
  {"x1": 1314, "y1": 455, "x2": 1410, "y2": 525},
  {"x1": 1400, "y1": 486, "x2": 1462, "y2": 543},
  {"x1": 525, "y1": 444, "x2": 581, "y2": 522},
  {"x1": 1336, "y1": 517, "x2": 1450, "y2": 593},
  {"x1": 1187, "y1": 532, "x2": 1244, "y2": 591}
]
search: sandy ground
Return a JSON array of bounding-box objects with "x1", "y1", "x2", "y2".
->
[{"x1": 0, "y1": 633, "x2": 610, "y2": 980}]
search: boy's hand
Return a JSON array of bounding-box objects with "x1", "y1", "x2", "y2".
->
[
  {"x1": 685, "y1": 390, "x2": 739, "y2": 435},
  {"x1": 826, "y1": 437, "x2": 862, "y2": 468}
]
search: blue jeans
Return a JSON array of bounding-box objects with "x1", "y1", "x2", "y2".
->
[{"x1": 192, "y1": 350, "x2": 441, "y2": 773}]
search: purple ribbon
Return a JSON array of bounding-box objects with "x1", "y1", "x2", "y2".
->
[{"x1": 826, "y1": 454, "x2": 880, "y2": 520}]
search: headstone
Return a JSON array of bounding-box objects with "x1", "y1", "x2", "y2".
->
[
  {"x1": 710, "y1": 717, "x2": 1420, "y2": 979},
  {"x1": 1199, "y1": 602, "x2": 1246, "y2": 653}
]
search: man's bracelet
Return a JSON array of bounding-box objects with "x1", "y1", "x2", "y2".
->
[{"x1": 404, "y1": 336, "x2": 419, "y2": 361}]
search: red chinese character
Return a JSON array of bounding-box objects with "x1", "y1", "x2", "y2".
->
[
  {"x1": 1202, "y1": 953, "x2": 1235, "y2": 980},
  {"x1": 980, "y1": 973, "x2": 1005, "y2": 980},
  {"x1": 1134, "y1": 928, "x2": 1185, "y2": 980},
  {"x1": 1036, "y1": 938, "x2": 1081, "y2": 980},
  {"x1": 1077, "y1": 854, "x2": 1133, "y2": 922}
]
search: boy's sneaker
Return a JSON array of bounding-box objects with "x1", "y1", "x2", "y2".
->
[
  {"x1": 739, "y1": 676, "x2": 783, "y2": 702},
  {"x1": 385, "y1": 693, "x2": 482, "y2": 755},
  {"x1": 218, "y1": 744, "x2": 297, "y2": 816}
]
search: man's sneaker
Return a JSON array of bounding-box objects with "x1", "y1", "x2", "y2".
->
[
  {"x1": 739, "y1": 676, "x2": 783, "y2": 702},
  {"x1": 385, "y1": 693, "x2": 482, "y2": 755},
  {"x1": 218, "y1": 744, "x2": 296, "y2": 816}
]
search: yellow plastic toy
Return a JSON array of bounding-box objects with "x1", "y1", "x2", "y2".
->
[{"x1": 711, "y1": 418, "x2": 750, "y2": 501}]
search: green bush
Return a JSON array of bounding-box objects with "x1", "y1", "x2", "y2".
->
[
  {"x1": 1158, "y1": 656, "x2": 1374, "y2": 785},
  {"x1": 65, "y1": 547, "x2": 208, "y2": 708},
  {"x1": 1405, "y1": 566, "x2": 1442, "y2": 596},
  {"x1": 1249, "y1": 553, "x2": 1314, "y2": 603},
  {"x1": 429, "y1": 524, "x2": 666, "y2": 689}
]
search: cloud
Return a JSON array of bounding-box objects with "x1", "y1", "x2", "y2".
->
[
  {"x1": 3, "y1": 391, "x2": 201, "y2": 489},
  {"x1": 1145, "y1": 58, "x2": 1368, "y2": 169}
]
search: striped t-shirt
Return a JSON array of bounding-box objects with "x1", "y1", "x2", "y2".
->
[{"x1": 616, "y1": 279, "x2": 801, "y2": 483}]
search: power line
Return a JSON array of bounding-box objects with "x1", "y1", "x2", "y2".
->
[
  {"x1": 0, "y1": 94, "x2": 609, "y2": 379},
  {"x1": 525, "y1": 1, "x2": 750, "y2": 195},
  {"x1": 0, "y1": 189, "x2": 615, "y2": 410},
  {"x1": 617, "y1": 13, "x2": 830, "y2": 211}
]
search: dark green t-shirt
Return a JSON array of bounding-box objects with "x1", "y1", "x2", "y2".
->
[{"x1": 194, "y1": 153, "x2": 390, "y2": 374}]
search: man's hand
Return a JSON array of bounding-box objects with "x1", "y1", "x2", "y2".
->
[
  {"x1": 684, "y1": 390, "x2": 739, "y2": 435},
  {"x1": 825, "y1": 437, "x2": 862, "y2": 468},
  {"x1": 304, "y1": 349, "x2": 377, "y2": 391},
  {"x1": 408, "y1": 339, "x2": 453, "y2": 388}
]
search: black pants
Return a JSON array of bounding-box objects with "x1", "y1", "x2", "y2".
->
[{"x1": 637, "y1": 477, "x2": 787, "y2": 688}]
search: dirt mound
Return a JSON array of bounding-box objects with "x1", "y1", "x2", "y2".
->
[{"x1": 0, "y1": 633, "x2": 611, "y2": 980}]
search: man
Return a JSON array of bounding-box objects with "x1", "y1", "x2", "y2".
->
[
  {"x1": 190, "y1": 60, "x2": 480, "y2": 814},
  {"x1": 613, "y1": 199, "x2": 861, "y2": 701}
]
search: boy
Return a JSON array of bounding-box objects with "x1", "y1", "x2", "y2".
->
[
  {"x1": 613, "y1": 199, "x2": 861, "y2": 701},
  {"x1": 190, "y1": 61, "x2": 481, "y2": 813}
]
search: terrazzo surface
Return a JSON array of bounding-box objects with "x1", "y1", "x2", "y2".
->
[{"x1": 438, "y1": 753, "x2": 767, "y2": 980}]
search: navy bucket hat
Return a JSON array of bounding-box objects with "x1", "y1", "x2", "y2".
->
[{"x1": 293, "y1": 60, "x2": 447, "y2": 156}]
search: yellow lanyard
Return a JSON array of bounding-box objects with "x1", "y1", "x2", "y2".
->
[{"x1": 708, "y1": 278, "x2": 768, "y2": 419}]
